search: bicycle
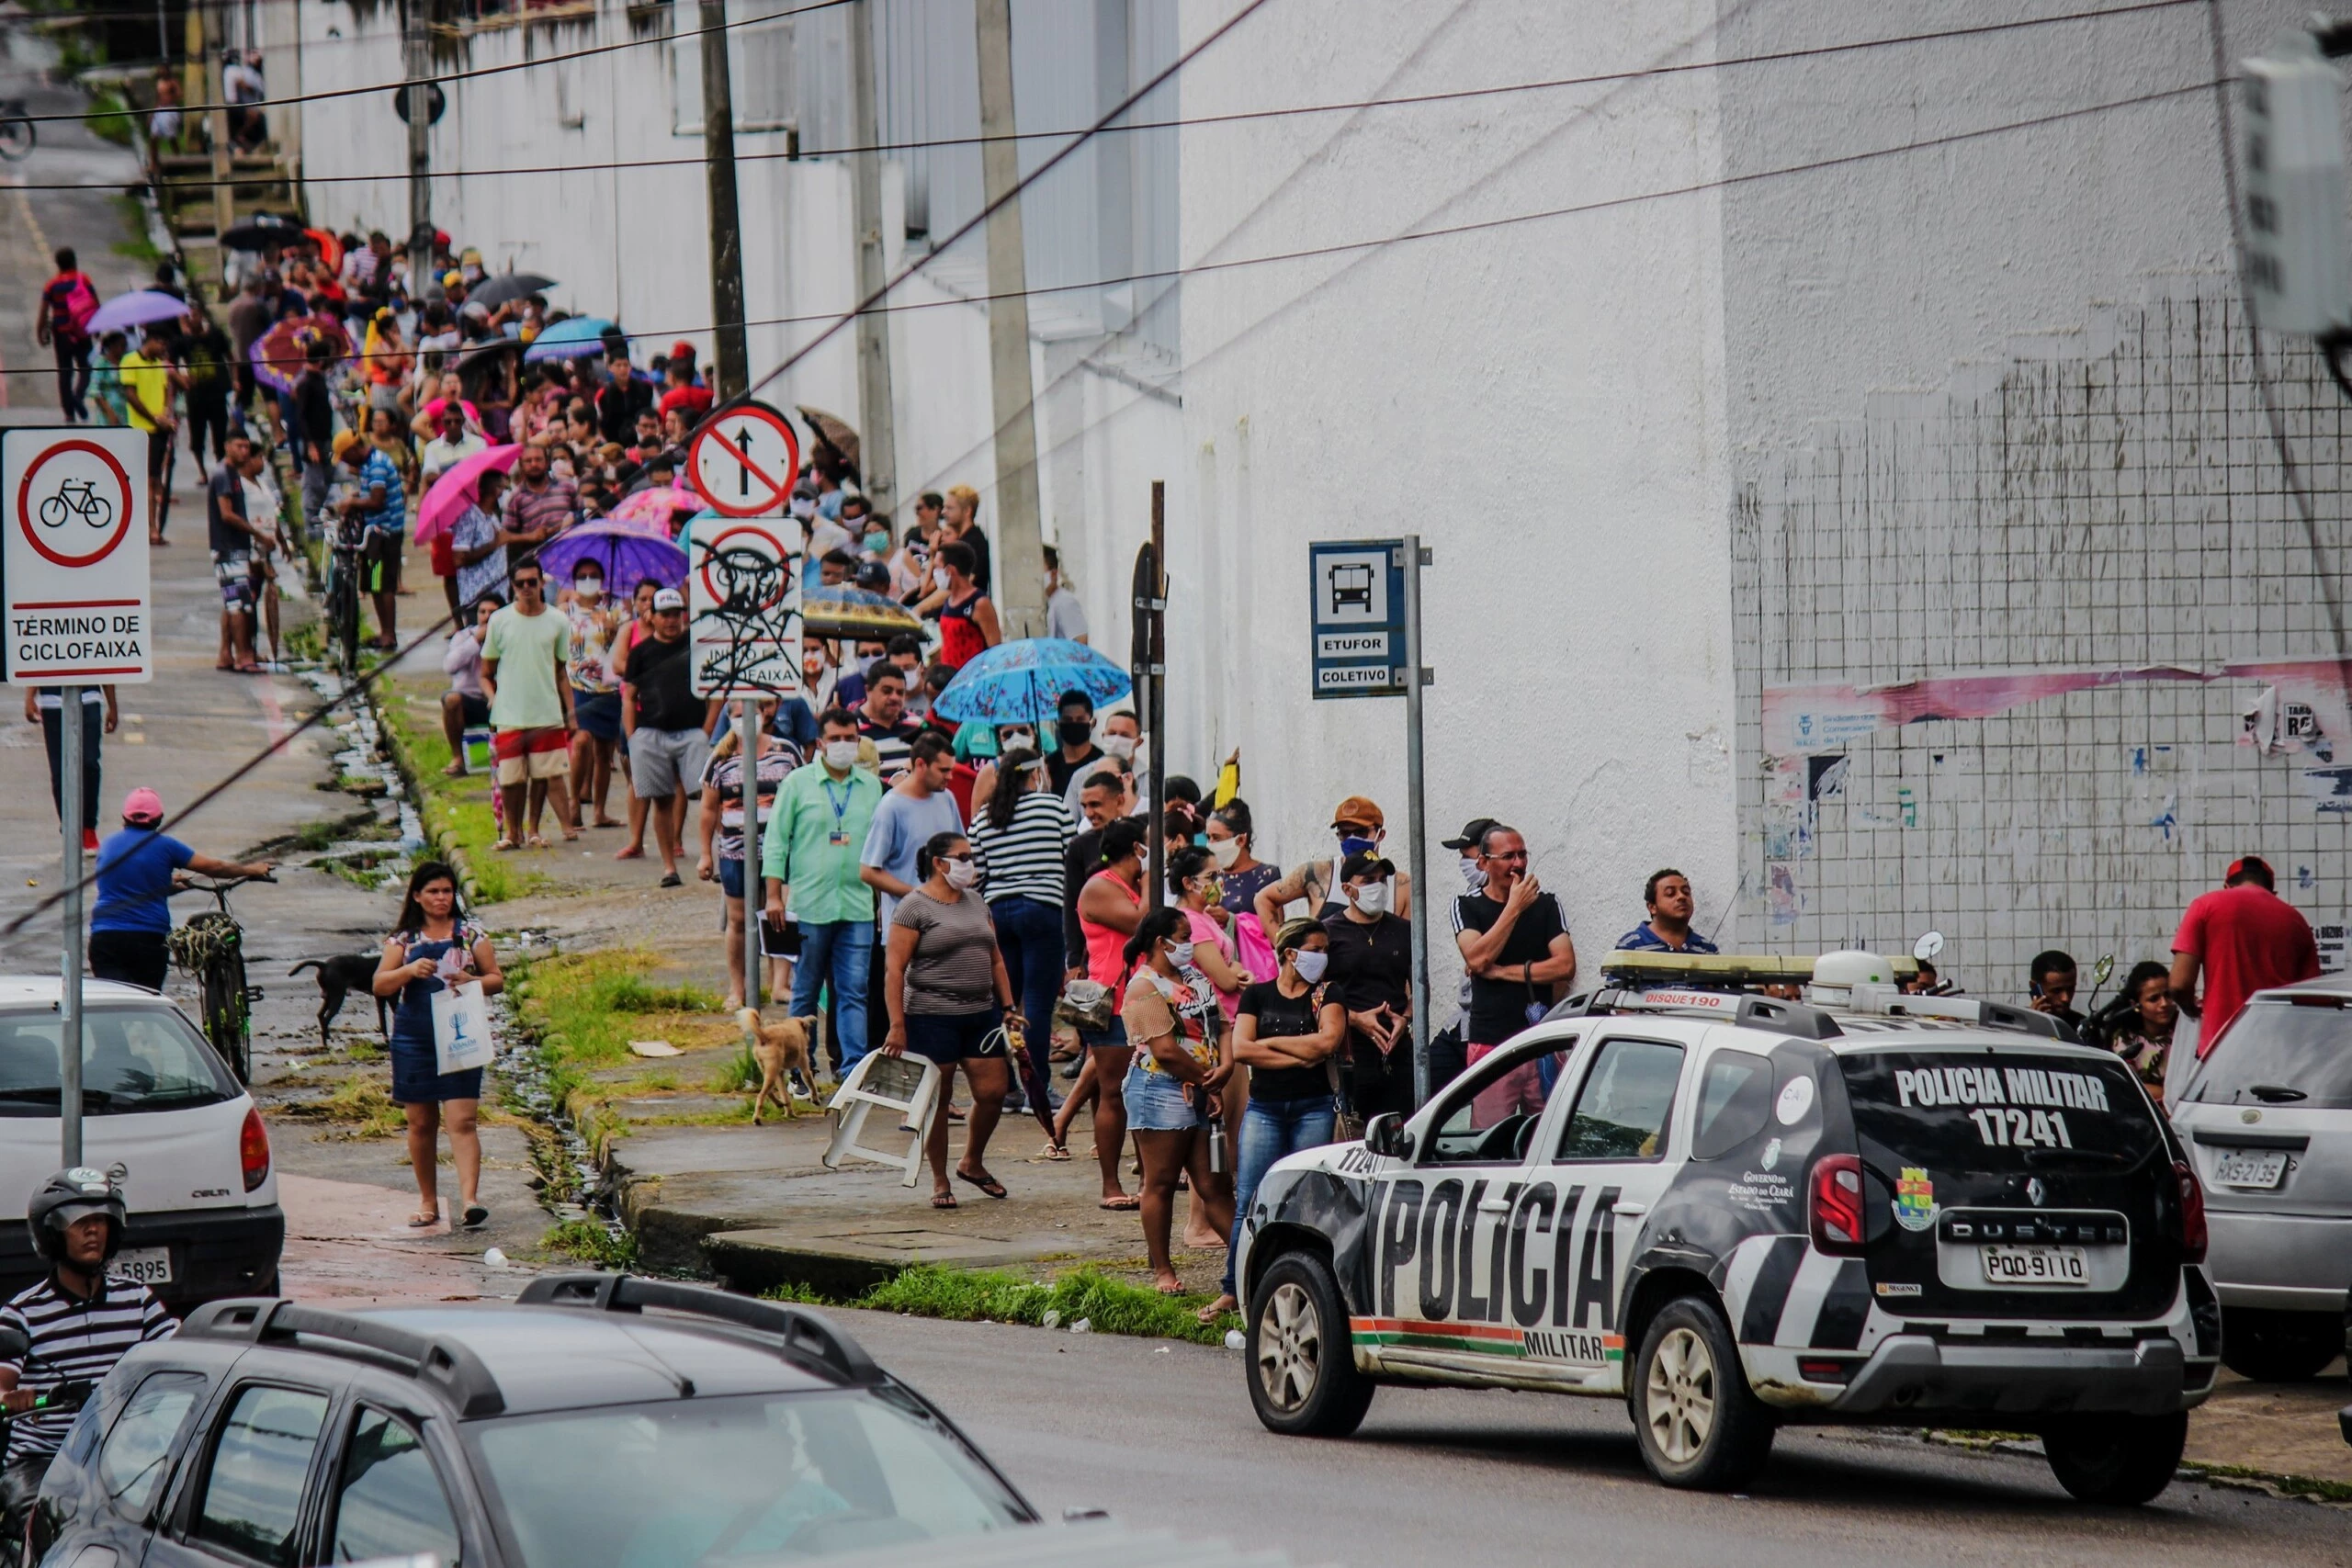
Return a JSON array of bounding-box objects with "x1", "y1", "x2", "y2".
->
[
  {"x1": 0, "y1": 98, "x2": 31, "y2": 163},
  {"x1": 324, "y1": 512, "x2": 365, "y2": 676},
  {"x1": 36, "y1": 479, "x2": 112, "y2": 533},
  {"x1": 165, "y1": 873, "x2": 275, "y2": 1084}
]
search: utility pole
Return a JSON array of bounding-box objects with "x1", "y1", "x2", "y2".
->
[
  {"x1": 204, "y1": 3, "x2": 235, "y2": 286},
  {"x1": 403, "y1": 0, "x2": 434, "y2": 304},
  {"x1": 1401, "y1": 537, "x2": 1431, "y2": 1108},
  {"x1": 700, "y1": 0, "x2": 750, "y2": 400},
  {"x1": 973, "y1": 0, "x2": 1046, "y2": 635},
  {"x1": 1133, "y1": 483, "x2": 1167, "y2": 910},
  {"x1": 847, "y1": 0, "x2": 897, "y2": 512}
]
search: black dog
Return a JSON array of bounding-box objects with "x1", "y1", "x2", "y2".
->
[{"x1": 288, "y1": 953, "x2": 390, "y2": 1046}]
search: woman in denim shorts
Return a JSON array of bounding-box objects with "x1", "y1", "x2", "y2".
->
[{"x1": 1118, "y1": 907, "x2": 1235, "y2": 1294}]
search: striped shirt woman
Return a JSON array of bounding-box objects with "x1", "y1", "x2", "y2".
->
[{"x1": 969, "y1": 750, "x2": 1076, "y2": 1109}]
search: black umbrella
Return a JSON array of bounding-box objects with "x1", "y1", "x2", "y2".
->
[
  {"x1": 470, "y1": 272, "x2": 558, "y2": 308},
  {"x1": 218, "y1": 215, "x2": 306, "y2": 253}
]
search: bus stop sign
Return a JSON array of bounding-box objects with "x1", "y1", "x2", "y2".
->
[{"x1": 1307, "y1": 538, "x2": 1407, "y2": 699}]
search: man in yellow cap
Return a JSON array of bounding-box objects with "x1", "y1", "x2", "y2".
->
[{"x1": 1251, "y1": 794, "x2": 1414, "y2": 931}]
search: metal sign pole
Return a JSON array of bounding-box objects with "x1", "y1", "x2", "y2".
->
[
  {"x1": 59, "y1": 686, "x2": 85, "y2": 1167},
  {"x1": 740, "y1": 697, "x2": 762, "y2": 1012},
  {"x1": 1400, "y1": 541, "x2": 1431, "y2": 1110}
]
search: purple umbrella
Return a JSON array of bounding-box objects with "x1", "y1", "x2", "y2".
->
[
  {"x1": 86, "y1": 290, "x2": 191, "y2": 336},
  {"x1": 537, "y1": 521, "x2": 689, "y2": 592}
]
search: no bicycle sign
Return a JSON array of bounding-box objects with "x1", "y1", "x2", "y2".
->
[{"x1": 2, "y1": 428, "x2": 152, "y2": 685}]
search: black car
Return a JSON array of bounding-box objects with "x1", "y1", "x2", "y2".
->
[{"x1": 29, "y1": 1274, "x2": 1036, "y2": 1568}]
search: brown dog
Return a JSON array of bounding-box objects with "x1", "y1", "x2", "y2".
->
[{"x1": 738, "y1": 1009, "x2": 818, "y2": 1124}]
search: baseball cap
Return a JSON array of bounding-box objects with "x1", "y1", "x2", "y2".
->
[
  {"x1": 853, "y1": 561, "x2": 891, "y2": 592},
  {"x1": 652, "y1": 588, "x2": 685, "y2": 612},
  {"x1": 1330, "y1": 795, "x2": 1385, "y2": 830},
  {"x1": 1340, "y1": 851, "x2": 1396, "y2": 883},
  {"x1": 2227, "y1": 854, "x2": 2274, "y2": 884},
  {"x1": 442, "y1": 269, "x2": 463, "y2": 288},
  {"x1": 1442, "y1": 816, "x2": 1500, "y2": 852},
  {"x1": 670, "y1": 341, "x2": 696, "y2": 362},
  {"x1": 332, "y1": 429, "x2": 366, "y2": 461},
  {"x1": 122, "y1": 787, "x2": 164, "y2": 825},
  {"x1": 459, "y1": 247, "x2": 481, "y2": 266}
]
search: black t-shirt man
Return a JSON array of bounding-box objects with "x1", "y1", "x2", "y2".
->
[
  {"x1": 206, "y1": 462, "x2": 250, "y2": 557},
  {"x1": 1321, "y1": 910, "x2": 1410, "y2": 1015},
  {"x1": 1046, "y1": 739, "x2": 1105, "y2": 797},
  {"x1": 1237, "y1": 979, "x2": 1329, "y2": 1101},
  {"x1": 293, "y1": 367, "x2": 334, "y2": 468},
  {"x1": 628, "y1": 633, "x2": 702, "y2": 731},
  {"x1": 1453, "y1": 889, "x2": 1568, "y2": 1044}
]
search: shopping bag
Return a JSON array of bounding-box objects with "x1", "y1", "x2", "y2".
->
[{"x1": 431, "y1": 980, "x2": 495, "y2": 1075}]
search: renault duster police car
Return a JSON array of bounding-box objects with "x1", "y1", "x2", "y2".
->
[{"x1": 1233, "y1": 951, "x2": 2220, "y2": 1502}]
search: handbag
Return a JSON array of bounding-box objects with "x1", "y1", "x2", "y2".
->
[
  {"x1": 1054, "y1": 977, "x2": 1114, "y2": 1033},
  {"x1": 1327, "y1": 1053, "x2": 1366, "y2": 1143},
  {"x1": 431, "y1": 980, "x2": 495, "y2": 1075}
]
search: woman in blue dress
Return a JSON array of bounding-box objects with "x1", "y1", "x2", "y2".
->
[{"x1": 371, "y1": 862, "x2": 503, "y2": 1229}]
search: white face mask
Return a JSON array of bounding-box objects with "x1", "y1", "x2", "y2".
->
[
  {"x1": 1166, "y1": 941, "x2": 1195, "y2": 969},
  {"x1": 1291, "y1": 950, "x2": 1329, "y2": 983},
  {"x1": 1351, "y1": 882, "x2": 1392, "y2": 916},
  {"x1": 1102, "y1": 733, "x2": 1136, "y2": 762},
  {"x1": 944, "y1": 858, "x2": 982, "y2": 891},
  {"x1": 1208, "y1": 836, "x2": 1242, "y2": 870},
  {"x1": 1000, "y1": 728, "x2": 1035, "y2": 752},
  {"x1": 933, "y1": 567, "x2": 951, "y2": 590},
  {"x1": 821, "y1": 739, "x2": 860, "y2": 771},
  {"x1": 791, "y1": 497, "x2": 816, "y2": 520},
  {"x1": 1460, "y1": 856, "x2": 1487, "y2": 893},
  {"x1": 574, "y1": 578, "x2": 603, "y2": 601}
]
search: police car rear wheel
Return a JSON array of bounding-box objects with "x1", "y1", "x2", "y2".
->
[
  {"x1": 2043, "y1": 1412, "x2": 2187, "y2": 1506},
  {"x1": 1247, "y1": 1254, "x2": 1374, "y2": 1438},
  {"x1": 1632, "y1": 1297, "x2": 1774, "y2": 1490}
]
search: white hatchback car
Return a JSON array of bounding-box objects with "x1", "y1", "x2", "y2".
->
[{"x1": 0, "y1": 979, "x2": 280, "y2": 1305}]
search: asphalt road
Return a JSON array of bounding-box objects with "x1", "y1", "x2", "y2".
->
[{"x1": 835, "y1": 1308, "x2": 2351, "y2": 1568}]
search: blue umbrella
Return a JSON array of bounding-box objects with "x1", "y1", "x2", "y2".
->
[
  {"x1": 523, "y1": 315, "x2": 619, "y2": 363},
  {"x1": 537, "y1": 521, "x2": 689, "y2": 591},
  {"x1": 86, "y1": 290, "x2": 190, "y2": 335},
  {"x1": 933, "y1": 637, "x2": 1131, "y2": 728}
]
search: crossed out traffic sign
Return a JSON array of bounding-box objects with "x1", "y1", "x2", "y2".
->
[{"x1": 688, "y1": 400, "x2": 802, "y2": 518}]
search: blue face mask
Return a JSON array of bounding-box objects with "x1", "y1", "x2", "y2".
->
[
  {"x1": 864, "y1": 530, "x2": 889, "y2": 553},
  {"x1": 1339, "y1": 833, "x2": 1377, "y2": 859}
]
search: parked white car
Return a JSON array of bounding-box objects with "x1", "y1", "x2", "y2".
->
[
  {"x1": 2171, "y1": 976, "x2": 2352, "y2": 1382},
  {"x1": 0, "y1": 978, "x2": 281, "y2": 1306}
]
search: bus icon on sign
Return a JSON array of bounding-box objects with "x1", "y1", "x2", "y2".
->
[{"x1": 1329, "y1": 562, "x2": 1374, "y2": 610}]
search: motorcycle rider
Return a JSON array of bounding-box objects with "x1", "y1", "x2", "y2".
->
[{"x1": 0, "y1": 1169, "x2": 176, "y2": 1528}]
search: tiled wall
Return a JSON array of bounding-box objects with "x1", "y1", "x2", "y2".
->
[{"x1": 1731, "y1": 286, "x2": 2352, "y2": 998}]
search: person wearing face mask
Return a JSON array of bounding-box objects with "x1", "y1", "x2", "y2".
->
[
  {"x1": 1322, "y1": 852, "x2": 1416, "y2": 1122},
  {"x1": 1046, "y1": 690, "x2": 1106, "y2": 796},
  {"x1": 916, "y1": 540, "x2": 1000, "y2": 671},
  {"x1": 766, "y1": 709, "x2": 885, "y2": 1078},
  {"x1": 1064, "y1": 709, "x2": 1142, "y2": 821},
  {"x1": 967, "y1": 743, "x2": 1074, "y2": 1123},
  {"x1": 882, "y1": 831, "x2": 1023, "y2": 1209},
  {"x1": 860, "y1": 511, "x2": 895, "y2": 560},
  {"x1": 696, "y1": 707, "x2": 802, "y2": 1010},
  {"x1": 562, "y1": 559, "x2": 626, "y2": 831},
  {"x1": 1252, "y1": 795, "x2": 1416, "y2": 933},
  {"x1": 1204, "y1": 918, "x2": 1349, "y2": 1319},
  {"x1": 1170, "y1": 843, "x2": 1249, "y2": 1248},
  {"x1": 1118, "y1": 907, "x2": 1235, "y2": 1294},
  {"x1": 860, "y1": 733, "x2": 967, "y2": 1058},
  {"x1": 1055, "y1": 816, "x2": 1150, "y2": 1207}
]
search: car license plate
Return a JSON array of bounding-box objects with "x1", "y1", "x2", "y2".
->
[
  {"x1": 1981, "y1": 1244, "x2": 2087, "y2": 1286},
  {"x1": 2210, "y1": 1148, "x2": 2289, "y2": 1189},
  {"x1": 111, "y1": 1247, "x2": 172, "y2": 1286}
]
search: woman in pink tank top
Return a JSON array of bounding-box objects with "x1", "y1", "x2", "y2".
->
[{"x1": 1053, "y1": 818, "x2": 1148, "y2": 1206}]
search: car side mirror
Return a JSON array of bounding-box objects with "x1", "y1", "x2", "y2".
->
[
  {"x1": 0, "y1": 1325, "x2": 28, "y2": 1362},
  {"x1": 1364, "y1": 1113, "x2": 1413, "y2": 1160}
]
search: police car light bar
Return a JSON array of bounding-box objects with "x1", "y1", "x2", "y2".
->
[
  {"x1": 1595, "y1": 951, "x2": 1921, "y2": 986},
  {"x1": 1842, "y1": 984, "x2": 2074, "y2": 1042}
]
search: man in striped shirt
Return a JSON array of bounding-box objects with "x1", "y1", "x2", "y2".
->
[{"x1": 0, "y1": 1170, "x2": 175, "y2": 1517}]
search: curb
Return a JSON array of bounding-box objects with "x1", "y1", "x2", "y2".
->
[{"x1": 1924, "y1": 1430, "x2": 2352, "y2": 1507}]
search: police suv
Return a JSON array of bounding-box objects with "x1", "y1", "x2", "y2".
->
[{"x1": 1235, "y1": 951, "x2": 2219, "y2": 1502}]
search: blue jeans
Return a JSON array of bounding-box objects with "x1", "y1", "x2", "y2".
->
[
  {"x1": 1223, "y1": 1093, "x2": 1339, "y2": 1297},
  {"x1": 989, "y1": 895, "x2": 1062, "y2": 1103},
  {"x1": 789, "y1": 919, "x2": 872, "y2": 1075}
]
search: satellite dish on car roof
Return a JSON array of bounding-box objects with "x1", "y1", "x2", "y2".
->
[{"x1": 1913, "y1": 931, "x2": 1945, "y2": 963}]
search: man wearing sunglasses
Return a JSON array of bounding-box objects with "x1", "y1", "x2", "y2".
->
[{"x1": 1451, "y1": 823, "x2": 1576, "y2": 1121}]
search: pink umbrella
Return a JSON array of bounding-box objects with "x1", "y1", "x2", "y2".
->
[
  {"x1": 414, "y1": 445, "x2": 523, "y2": 544},
  {"x1": 605, "y1": 481, "x2": 701, "y2": 536}
]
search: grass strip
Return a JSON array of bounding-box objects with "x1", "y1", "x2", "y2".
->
[
  {"x1": 542, "y1": 1218, "x2": 639, "y2": 1270},
  {"x1": 372, "y1": 674, "x2": 529, "y2": 903},
  {"x1": 770, "y1": 1264, "x2": 1239, "y2": 1347},
  {"x1": 507, "y1": 948, "x2": 720, "y2": 1073}
]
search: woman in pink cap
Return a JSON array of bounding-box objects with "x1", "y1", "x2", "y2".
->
[{"x1": 90, "y1": 787, "x2": 274, "y2": 992}]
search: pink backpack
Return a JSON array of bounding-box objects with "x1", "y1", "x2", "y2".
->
[
  {"x1": 53, "y1": 275, "x2": 99, "y2": 337},
  {"x1": 1232, "y1": 911, "x2": 1278, "y2": 984}
]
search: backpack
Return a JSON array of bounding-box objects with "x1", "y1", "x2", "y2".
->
[{"x1": 52, "y1": 274, "x2": 98, "y2": 338}]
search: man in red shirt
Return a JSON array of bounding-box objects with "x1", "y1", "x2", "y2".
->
[
  {"x1": 2169, "y1": 855, "x2": 2320, "y2": 1055},
  {"x1": 657, "y1": 343, "x2": 713, "y2": 423},
  {"x1": 35, "y1": 248, "x2": 98, "y2": 423}
]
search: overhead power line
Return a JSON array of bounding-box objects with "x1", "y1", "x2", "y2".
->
[
  {"x1": 7, "y1": 0, "x2": 2203, "y2": 197},
  {"x1": 10, "y1": 0, "x2": 854, "y2": 127}
]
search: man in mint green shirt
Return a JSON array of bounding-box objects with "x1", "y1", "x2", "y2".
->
[{"x1": 765, "y1": 707, "x2": 884, "y2": 1073}]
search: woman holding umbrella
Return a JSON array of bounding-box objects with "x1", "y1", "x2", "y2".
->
[{"x1": 881, "y1": 830, "x2": 1023, "y2": 1209}]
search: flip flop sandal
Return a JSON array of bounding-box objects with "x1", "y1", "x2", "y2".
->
[
  {"x1": 956, "y1": 1170, "x2": 1008, "y2": 1200},
  {"x1": 1038, "y1": 1142, "x2": 1071, "y2": 1161},
  {"x1": 659, "y1": 871, "x2": 683, "y2": 888},
  {"x1": 462, "y1": 1205, "x2": 489, "y2": 1228},
  {"x1": 406, "y1": 1211, "x2": 439, "y2": 1228},
  {"x1": 1154, "y1": 1281, "x2": 1186, "y2": 1297},
  {"x1": 492, "y1": 839, "x2": 518, "y2": 852},
  {"x1": 1098, "y1": 1195, "x2": 1141, "y2": 1212},
  {"x1": 931, "y1": 1192, "x2": 958, "y2": 1210}
]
